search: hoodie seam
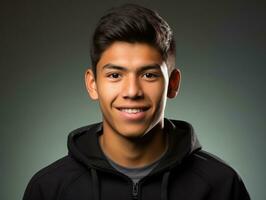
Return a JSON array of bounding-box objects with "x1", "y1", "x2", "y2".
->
[
  {"x1": 195, "y1": 150, "x2": 236, "y2": 172},
  {"x1": 193, "y1": 150, "x2": 241, "y2": 180},
  {"x1": 189, "y1": 168, "x2": 213, "y2": 191}
]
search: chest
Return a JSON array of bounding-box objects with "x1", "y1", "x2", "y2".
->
[{"x1": 60, "y1": 170, "x2": 211, "y2": 200}]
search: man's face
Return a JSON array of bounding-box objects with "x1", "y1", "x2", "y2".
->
[{"x1": 86, "y1": 42, "x2": 179, "y2": 139}]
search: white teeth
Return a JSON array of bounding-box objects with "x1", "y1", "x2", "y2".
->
[{"x1": 120, "y1": 108, "x2": 143, "y2": 114}]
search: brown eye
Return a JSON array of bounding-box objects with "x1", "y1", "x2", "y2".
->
[
  {"x1": 107, "y1": 73, "x2": 121, "y2": 79},
  {"x1": 143, "y1": 73, "x2": 159, "y2": 79},
  {"x1": 144, "y1": 73, "x2": 154, "y2": 78}
]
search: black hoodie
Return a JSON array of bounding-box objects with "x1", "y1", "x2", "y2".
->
[{"x1": 23, "y1": 118, "x2": 250, "y2": 200}]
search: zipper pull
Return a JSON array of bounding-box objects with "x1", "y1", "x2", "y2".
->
[{"x1": 132, "y1": 181, "x2": 139, "y2": 199}]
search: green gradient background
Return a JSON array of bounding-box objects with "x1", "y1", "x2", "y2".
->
[{"x1": 1, "y1": 0, "x2": 265, "y2": 199}]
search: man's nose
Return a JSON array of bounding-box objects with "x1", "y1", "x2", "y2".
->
[{"x1": 122, "y1": 75, "x2": 144, "y2": 99}]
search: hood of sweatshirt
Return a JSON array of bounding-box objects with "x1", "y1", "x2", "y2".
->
[
  {"x1": 67, "y1": 118, "x2": 201, "y2": 174},
  {"x1": 67, "y1": 118, "x2": 201, "y2": 200}
]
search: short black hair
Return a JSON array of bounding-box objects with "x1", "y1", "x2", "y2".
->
[{"x1": 90, "y1": 4, "x2": 176, "y2": 77}]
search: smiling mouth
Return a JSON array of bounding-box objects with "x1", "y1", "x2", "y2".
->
[{"x1": 117, "y1": 107, "x2": 150, "y2": 114}]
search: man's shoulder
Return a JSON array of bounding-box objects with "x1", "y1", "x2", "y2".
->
[
  {"x1": 25, "y1": 155, "x2": 86, "y2": 190},
  {"x1": 187, "y1": 150, "x2": 244, "y2": 186},
  {"x1": 191, "y1": 150, "x2": 237, "y2": 172}
]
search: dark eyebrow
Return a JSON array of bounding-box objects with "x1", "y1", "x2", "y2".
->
[
  {"x1": 141, "y1": 64, "x2": 161, "y2": 71},
  {"x1": 102, "y1": 63, "x2": 161, "y2": 71},
  {"x1": 102, "y1": 64, "x2": 126, "y2": 71}
]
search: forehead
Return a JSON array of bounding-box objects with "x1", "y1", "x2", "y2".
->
[{"x1": 96, "y1": 42, "x2": 163, "y2": 70}]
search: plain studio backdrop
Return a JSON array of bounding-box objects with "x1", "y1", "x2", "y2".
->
[{"x1": 1, "y1": 0, "x2": 265, "y2": 199}]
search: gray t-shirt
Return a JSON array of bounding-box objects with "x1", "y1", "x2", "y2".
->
[{"x1": 105, "y1": 147, "x2": 168, "y2": 184}]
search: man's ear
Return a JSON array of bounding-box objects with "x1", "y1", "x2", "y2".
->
[
  {"x1": 85, "y1": 69, "x2": 98, "y2": 100},
  {"x1": 167, "y1": 68, "x2": 181, "y2": 98}
]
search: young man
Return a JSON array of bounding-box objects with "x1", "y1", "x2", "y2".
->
[{"x1": 23, "y1": 4, "x2": 250, "y2": 200}]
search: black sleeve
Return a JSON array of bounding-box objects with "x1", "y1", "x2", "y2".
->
[
  {"x1": 229, "y1": 173, "x2": 250, "y2": 200},
  {"x1": 23, "y1": 179, "x2": 44, "y2": 200}
]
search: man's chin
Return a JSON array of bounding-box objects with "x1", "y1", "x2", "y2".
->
[
  {"x1": 120, "y1": 130, "x2": 147, "y2": 139},
  {"x1": 118, "y1": 126, "x2": 159, "y2": 141}
]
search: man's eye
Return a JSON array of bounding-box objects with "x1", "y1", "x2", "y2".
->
[
  {"x1": 143, "y1": 73, "x2": 159, "y2": 79},
  {"x1": 107, "y1": 73, "x2": 121, "y2": 79}
]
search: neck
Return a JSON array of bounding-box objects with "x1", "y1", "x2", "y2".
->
[{"x1": 99, "y1": 122, "x2": 168, "y2": 168}]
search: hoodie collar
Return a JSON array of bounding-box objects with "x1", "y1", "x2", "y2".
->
[
  {"x1": 151, "y1": 119, "x2": 201, "y2": 174},
  {"x1": 67, "y1": 118, "x2": 201, "y2": 172}
]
